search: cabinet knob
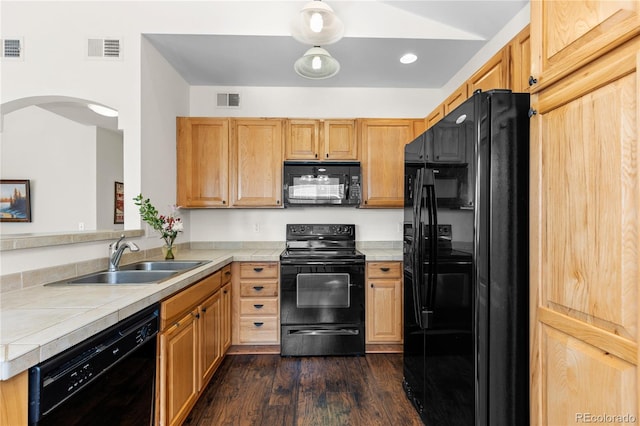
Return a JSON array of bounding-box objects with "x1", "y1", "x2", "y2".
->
[
  {"x1": 371, "y1": 283, "x2": 374, "y2": 288},
  {"x1": 528, "y1": 75, "x2": 538, "y2": 86},
  {"x1": 253, "y1": 267, "x2": 264, "y2": 272},
  {"x1": 380, "y1": 267, "x2": 390, "y2": 272},
  {"x1": 325, "y1": 153, "x2": 329, "y2": 159},
  {"x1": 222, "y1": 200, "x2": 226, "y2": 204},
  {"x1": 528, "y1": 109, "x2": 538, "y2": 118},
  {"x1": 254, "y1": 304, "x2": 264, "y2": 309},
  {"x1": 254, "y1": 322, "x2": 264, "y2": 327},
  {"x1": 315, "y1": 153, "x2": 318, "y2": 159},
  {"x1": 202, "y1": 307, "x2": 207, "y2": 313},
  {"x1": 253, "y1": 286, "x2": 264, "y2": 291}
]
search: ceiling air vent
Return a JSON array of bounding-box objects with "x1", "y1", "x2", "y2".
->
[
  {"x1": 87, "y1": 38, "x2": 122, "y2": 59},
  {"x1": 2, "y1": 38, "x2": 23, "y2": 59},
  {"x1": 217, "y1": 93, "x2": 241, "y2": 108}
]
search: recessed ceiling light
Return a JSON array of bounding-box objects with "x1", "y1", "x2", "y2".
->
[
  {"x1": 400, "y1": 53, "x2": 418, "y2": 65},
  {"x1": 88, "y1": 103, "x2": 118, "y2": 117}
]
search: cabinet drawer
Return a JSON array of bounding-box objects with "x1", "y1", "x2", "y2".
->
[
  {"x1": 367, "y1": 262, "x2": 402, "y2": 279},
  {"x1": 239, "y1": 317, "x2": 278, "y2": 343},
  {"x1": 239, "y1": 280, "x2": 278, "y2": 297},
  {"x1": 161, "y1": 271, "x2": 221, "y2": 329},
  {"x1": 221, "y1": 264, "x2": 232, "y2": 284},
  {"x1": 239, "y1": 263, "x2": 279, "y2": 279},
  {"x1": 240, "y1": 298, "x2": 278, "y2": 315}
]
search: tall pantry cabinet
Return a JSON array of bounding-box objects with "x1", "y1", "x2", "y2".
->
[{"x1": 529, "y1": 1, "x2": 640, "y2": 425}]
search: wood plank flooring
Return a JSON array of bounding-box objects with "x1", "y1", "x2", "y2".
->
[{"x1": 184, "y1": 353, "x2": 423, "y2": 426}]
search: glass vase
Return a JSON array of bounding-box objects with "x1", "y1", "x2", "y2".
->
[{"x1": 162, "y1": 244, "x2": 176, "y2": 260}]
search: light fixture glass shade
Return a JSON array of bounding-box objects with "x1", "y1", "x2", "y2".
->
[
  {"x1": 291, "y1": 1, "x2": 344, "y2": 45},
  {"x1": 294, "y1": 46, "x2": 340, "y2": 79}
]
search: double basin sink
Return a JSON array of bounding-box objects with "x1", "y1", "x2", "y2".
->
[{"x1": 48, "y1": 260, "x2": 210, "y2": 286}]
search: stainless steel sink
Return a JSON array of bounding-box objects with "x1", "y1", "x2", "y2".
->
[
  {"x1": 120, "y1": 260, "x2": 208, "y2": 271},
  {"x1": 64, "y1": 270, "x2": 178, "y2": 285}
]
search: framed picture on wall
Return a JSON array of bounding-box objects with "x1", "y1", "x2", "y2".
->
[
  {"x1": 114, "y1": 181, "x2": 124, "y2": 224},
  {"x1": 0, "y1": 179, "x2": 31, "y2": 222}
]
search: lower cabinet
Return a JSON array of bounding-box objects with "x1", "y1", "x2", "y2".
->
[
  {"x1": 366, "y1": 262, "x2": 403, "y2": 344},
  {"x1": 232, "y1": 262, "x2": 280, "y2": 345},
  {"x1": 157, "y1": 265, "x2": 232, "y2": 426}
]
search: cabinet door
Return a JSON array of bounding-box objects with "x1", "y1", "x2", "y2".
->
[
  {"x1": 159, "y1": 310, "x2": 199, "y2": 426},
  {"x1": 200, "y1": 291, "x2": 222, "y2": 386},
  {"x1": 530, "y1": 39, "x2": 640, "y2": 426},
  {"x1": 285, "y1": 119, "x2": 319, "y2": 160},
  {"x1": 323, "y1": 119, "x2": 357, "y2": 160},
  {"x1": 359, "y1": 119, "x2": 415, "y2": 207},
  {"x1": 510, "y1": 25, "x2": 531, "y2": 92},
  {"x1": 530, "y1": 0, "x2": 640, "y2": 91},
  {"x1": 432, "y1": 123, "x2": 467, "y2": 163},
  {"x1": 443, "y1": 84, "x2": 468, "y2": 115},
  {"x1": 221, "y1": 282, "x2": 232, "y2": 353},
  {"x1": 426, "y1": 105, "x2": 444, "y2": 130},
  {"x1": 230, "y1": 119, "x2": 283, "y2": 207},
  {"x1": 467, "y1": 48, "x2": 510, "y2": 94},
  {"x1": 177, "y1": 118, "x2": 229, "y2": 207},
  {"x1": 366, "y1": 279, "x2": 402, "y2": 343}
]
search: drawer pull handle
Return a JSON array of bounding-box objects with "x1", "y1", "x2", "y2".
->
[
  {"x1": 254, "y1": 322, "x2": 264, "y2": 327},
  {"x1": 253, "y1": 286, "x2": 264, "y2": 291},
  {"x1": 254, "y1": 304, "x2": 264, "y2": 309},
  {"x1": 253, "y1": 267, "x2": 264, "y2": 272},
  {"x1": 380, "y1": 267, "x2": 390, "y2": 272}
]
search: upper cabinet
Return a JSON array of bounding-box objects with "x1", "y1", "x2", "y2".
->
[
  {"x1": 443, "y1": 84, "x2": 469, "y2": 115},
  {"x1": 425, "y1": 105, "x2": 445, "y2": 130},
  {"x1": 466, "y1": 48, "x2": 510, "y2": 95},
  {"x1": 359, "y1": 119, "x2": 416, "y2": 208},
  {"x1": 177, "y1": 118, "x2": 229, "y2": 207},
  {"x1": 510, "y1": 25, "x2": 531, "y2": 92},
  {"x1": 530, "y1": 1, "x2": 640, "y2": 91},
  {"x1": 285, "y1": 119, "x2": 357, "y2": 160},
  {"x1": 230, "y1": 118, "x2": 284, "y2": 207}
]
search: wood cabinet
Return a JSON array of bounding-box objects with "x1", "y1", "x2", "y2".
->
[
  {"x1": 177, "y1": 118, "x2": 229, "y2": 207},
  {"x1": 285, "y1": 119, "x2": 357, "y2": 160},
  {"x1": 230, "y1": 119, "x2": 284, "y2": 207},
  {"x1": 510, "y1": 25, "x2": 531, "y2": 92},
  {"x1": 466, "y1": 48, "x2": 510, "y2": 95},
  {"x1": 530, "y1": 0, "x2": 640, "y2": 91},
  {"x1": 220, "y1": 265, "x2": 232, "y2": 353},
  {"x1": 158, "y1": 269, "x2": 230, "y2": 426},
  {"x1": 359, "y1": 119, "x2": 416, "y2": 208},
  {"x1": 366, "y1": 262, "x2": 403, "y2": 344},
  {"x1": 443, "y1": 84, "x2": 468, "y2": 115},
  {"x1": 426, "y1": 104, "x2": 444, "y2": 130},
  {"x1": 529, "y1": 2, "x2": 640, "y2": 424},
  {"x1": 232, "y1": 262, "x2": 280, "y2": 345}
]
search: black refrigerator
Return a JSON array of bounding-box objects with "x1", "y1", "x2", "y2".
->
[{"x1": 402, "y1": 90, "x2": 529, "y2": 426}]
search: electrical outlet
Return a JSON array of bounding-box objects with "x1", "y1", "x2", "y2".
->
[
  {"x1": 253, "y1": 223, "x2": 260, "y2": 233},
  {"x1": 78, "y1": 222, "x2": 85, "y2": 231}
]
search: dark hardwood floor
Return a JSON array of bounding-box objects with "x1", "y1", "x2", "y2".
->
[{"x1": 184, "y1": 353, "x2": 423, "y2": 426}]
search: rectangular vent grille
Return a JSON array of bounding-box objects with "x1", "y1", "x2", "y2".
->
[
  {"x1": 87, "y1": 38, "x2": 122, "y2": 59},
  {"x1": 217, "y1": 93, "x2": 240, "y2": 108},
  {"x1": 3, "y1": 38, "x2": 23, "y2": 59}
]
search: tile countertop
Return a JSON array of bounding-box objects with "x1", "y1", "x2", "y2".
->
[{"x1": 0, "y1": 246, "x2": 401, "y2": 381}]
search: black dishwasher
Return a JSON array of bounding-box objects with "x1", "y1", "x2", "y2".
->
[{"x1": 28, "y1": 303, "x2": 159, "y2": 426}]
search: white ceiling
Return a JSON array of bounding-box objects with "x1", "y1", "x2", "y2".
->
[{"x1": 145, "y1": 0, "x2": 529, "y2": 89}]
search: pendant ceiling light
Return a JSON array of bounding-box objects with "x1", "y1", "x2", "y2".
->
[
  {"x1": 291, "y1": 0, "x2": 344, "y2": 45},
  {"x1": 294, "y1": 46, "x2": 340, "y2": 80}
]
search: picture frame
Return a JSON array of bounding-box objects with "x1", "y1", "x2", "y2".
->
[
  {"x1": 114, "y1": 181, "x2": 124, "y2": 224},
  {"x1": 0, "y1": 179, "x2": 31, "y2": 222}
]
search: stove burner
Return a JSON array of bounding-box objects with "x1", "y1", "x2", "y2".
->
[{"x1": 280, "y1": 224, "x2": 364, "y2": 263}]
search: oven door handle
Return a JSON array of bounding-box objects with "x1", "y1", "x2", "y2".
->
[{"x1": 288, "y1": 329, "x2": 360, "y2": 336}]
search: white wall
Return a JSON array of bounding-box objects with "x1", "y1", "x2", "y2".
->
[
  {"x1": 0, "y1": 106, "x2": 97, "y2": 233},
  {"x1": 96, "y1": 127, "x2": 124, "y2": 230}
]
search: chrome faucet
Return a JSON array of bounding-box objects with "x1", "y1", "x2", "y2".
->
[{"x1": 108, "y1": 235, "x2": 140, "y2": 272}]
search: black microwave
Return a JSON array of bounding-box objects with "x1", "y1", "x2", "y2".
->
[{"x1": 283, "y1": 161, "x2": 361, "y2": 207}]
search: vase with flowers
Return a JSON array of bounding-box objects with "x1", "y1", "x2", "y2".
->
[{"x1": 133, "y1": 194, "x2": 184, "y2": 260}]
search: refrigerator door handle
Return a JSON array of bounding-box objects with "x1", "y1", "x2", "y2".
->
[
  {"x1": 411, "y1": 168, "x2": 424, "y2": 328},
  {"x1": 421, "y1": 170, "x2": 438, "y2": 329}
]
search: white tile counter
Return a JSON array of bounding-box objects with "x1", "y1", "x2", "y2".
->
[
  {"x1": 0, "y1": 245, "x2": 401, "y2": 380},
  {"x1": 0, "y1": 248, "x2": 282, "y2": 380}
]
